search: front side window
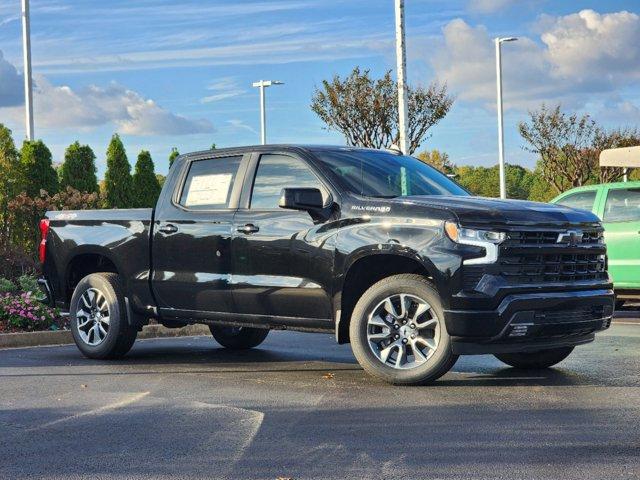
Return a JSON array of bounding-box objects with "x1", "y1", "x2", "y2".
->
[
  {"x1": 603, "y1": 188, "x2": 640, "y2": 223},
  {"x1": 313, "y1": 149, "x2": 468, "y2": 198},
  {"x1": 556, "y1": 191, "x2": 597, "y2": 212},
  {"x1": 250, "y1": 154, "x2": 323, "y2": 209},
  {"x1": 179, "y1": 156, "x2": 242, "y2": 209}
]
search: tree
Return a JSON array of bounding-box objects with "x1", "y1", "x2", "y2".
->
[
  {"x1": 454, "y1": 164, "x2": 536, "y2": 200},
  {"x1": 132, "y1": 150, "x2": 161, "y2": 208},
  {"x1": 518, "y1": 104, "x2": 599, "y2": 193},
  {"x1": 0, "y1": 124, "x2": 20, "y2": 245},
  {"x1": 416, "y1": 149, "x2": 455, "y2": 175},
  {"x1": 19, "y1": 140, "x2": 59, "y2": 197},
  {"x1": 210, "y1": 143, "x2": 216, "y2": 150},
  {"x1": 104, "y1": 134, "x2": 133, "y2": 208},
  {"x1": 169, "y1": 147, "x2": 180, "y2": 169},
  {"x1": 311, "y1": 67, "x2": 453, "y2": 154},
  {"x1": 593, "y1": 128, "x2": 640, "y2": 183},
  {"x1": 59, "y1": 141, "x2": 99, "y2": 193},
  {"x1": 156, "y1": 174, "x2": 166, "y2": 188}
]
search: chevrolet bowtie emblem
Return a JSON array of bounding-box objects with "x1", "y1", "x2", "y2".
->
[{"x1": 557, "y1": 229, "x2": 583, "y2": 246}]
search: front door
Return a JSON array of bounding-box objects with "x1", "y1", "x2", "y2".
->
[
  {"x1": 231, "y1": 153, "x2": 334, "y2": 322},
  {"x1": 152, "y1": 154, "x2": 245, "y2": 315},
  {"x1": 600, "y1": 186, "x2": 640, "y2": 289}
]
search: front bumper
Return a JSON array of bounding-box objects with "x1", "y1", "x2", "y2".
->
[{"x1": 445, "y1": 288, "x2": 614, "y2": 355}]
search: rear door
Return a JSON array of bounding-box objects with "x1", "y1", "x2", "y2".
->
[
  {"x1": 152, "y1": 153, "x2": 248, "y2": 315},
  {"x1": 600, "y1": 186, "x2": 640, "y2": 289},
  {"x1": 231, "y1": 152, "x2": 335, "y2": 323}
]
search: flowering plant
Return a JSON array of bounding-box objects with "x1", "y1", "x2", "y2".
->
[{"x1": 0, "y1": 292, "x2": 66, "y2": 333}]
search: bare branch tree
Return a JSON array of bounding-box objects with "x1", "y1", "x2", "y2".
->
[
  {"x1": 311, "y1": 67, "x2": 453, "y2": 154},
  {"x1": 593, "y1": 128, "x2": 640, "y2": 183},
  {"x1": 518, "y1": 105, "x2": 599, "y2": 192}
]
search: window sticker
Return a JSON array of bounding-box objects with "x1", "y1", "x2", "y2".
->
[{"x1": 184, "y1": 173, "x2": 233, "y2": 206}]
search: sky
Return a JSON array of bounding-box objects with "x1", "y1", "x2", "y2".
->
[{"x1": 1, "y1": 0, "x2": 640, "y2": 177}]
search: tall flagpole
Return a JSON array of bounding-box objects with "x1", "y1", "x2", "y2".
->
[{"x1": 21, "y1": 0, "x2": 34, "y2": 140}]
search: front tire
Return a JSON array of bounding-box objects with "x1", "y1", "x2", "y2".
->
[
  {"x1": 70, "y1": 273, "x2": 137, "y2": 359},
  {"x1": 349, "y1": 274, "x2": 458, "y2": 385},
  {"x1": 494, "y1": 347, "x2": 574, "y2": 369},
  {"x1": 209, "y1": 325, "x2": 269, "y2": 350}
]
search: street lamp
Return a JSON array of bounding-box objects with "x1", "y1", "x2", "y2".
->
[
  {"x1": 495, "y1": 36, "x2": 517, "y2": 199},
  {"x1": 252, "y1": 80, "x2": 284, "y2": 145}
]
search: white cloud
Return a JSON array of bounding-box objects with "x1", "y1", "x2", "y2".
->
[
  {"x1": 0, "y1": 50, "x2": 24, "y2": 107},
  {"x1": 201, "y1": 77, "x2": 246, "y2": 103},
  {"x1": 539, "y1": 10, "x2": 640, "y2": 84},
  {"x1": 0, "y1": 51, "x2": 212, "y2": 136},
  {"x1": 467, "y1": 0, "x2": 518, "y2": 14},
  {"x1": 226, "y1": 119, "x2": 257, "y2": 135},
  {"x1": 430, "y1": 10, "x2": 640, "y2": 111}
]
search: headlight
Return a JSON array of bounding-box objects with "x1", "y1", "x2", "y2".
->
[{"x1": 444, "y1": 221, "x2": 505, "y2": 264}]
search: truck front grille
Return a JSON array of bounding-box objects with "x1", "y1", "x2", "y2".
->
[
  {"x1": 499, "y1": 252, "x2": 607, "y2": 284},
  {"x1": 461, "y1": 227, "x2": 607, "y2": 291}
]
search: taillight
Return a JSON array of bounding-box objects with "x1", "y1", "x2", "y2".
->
[{"x1": 39, "y1": 219, "x2": 50, "y2": 264}]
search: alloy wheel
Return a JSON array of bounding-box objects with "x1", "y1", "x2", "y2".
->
[
  {"x1": 366, "y1": 293, "x2": 440, "y2": 370},
  {"x1": 76, "y1": 287, "x2": 110, "y2": 346}
]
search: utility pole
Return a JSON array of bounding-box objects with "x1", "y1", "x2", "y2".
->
[
  {"x1": 394, "y1": 0, "x2": 408, "y2": 154},
  {"x1": 252, "y1": 80, "x2": 283, "y2": 145},
  {"x1": 22, "y1": 0, "x2": 34, "y2": 140},
  {"x1": 495, "y1": 36, "x2": 517, "y2": 199}
]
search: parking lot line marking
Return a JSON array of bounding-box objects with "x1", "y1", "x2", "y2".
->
[
  {"x1": 612, "y1": 321, "x2": 640, "y2": 326},
  {"x1": 29, "y1": 391, "x2": 150, "y2": 431}
]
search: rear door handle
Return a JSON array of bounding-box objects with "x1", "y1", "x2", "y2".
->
[
  {"x1": 237, "y1": 224, "x2": 259, "y2": 234},
  {"x1": 158, "y1": 223, "x2": 178, "y2": 234}
]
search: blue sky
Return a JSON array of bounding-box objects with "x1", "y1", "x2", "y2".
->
[{"x1": 1, "y1": 0, "x2": 640, "y2": 177}]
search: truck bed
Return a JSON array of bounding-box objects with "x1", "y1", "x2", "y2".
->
[{"x1": 43, "y1": 208, "x2": 155, "y2": 312}]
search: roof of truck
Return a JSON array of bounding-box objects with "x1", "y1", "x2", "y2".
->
[{"x1": 177, "y1": 144, "x2": 401, "y2": 161}]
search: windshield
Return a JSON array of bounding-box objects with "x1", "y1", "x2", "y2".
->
[{"x1": 313, "y1": 149, "x2": 469, "y2": 198}]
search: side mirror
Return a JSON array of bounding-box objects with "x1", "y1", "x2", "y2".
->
[{"x1": 279, "y1": 188, "x2": 324, "y2": 211}]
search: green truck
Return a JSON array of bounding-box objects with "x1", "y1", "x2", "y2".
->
[{"x1": 553, "y1": 181, "x2": 640, "y2": 305}]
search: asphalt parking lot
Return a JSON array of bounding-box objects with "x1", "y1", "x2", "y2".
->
[{"x1": 1, "y1": 320, "x2": 639, "y2": 480}]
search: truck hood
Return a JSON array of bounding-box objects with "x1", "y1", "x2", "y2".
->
[{"x1": 400, "y1": 195, "x2": 600, "y2": 228}]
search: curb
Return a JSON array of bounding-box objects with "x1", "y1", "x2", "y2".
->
[{"x1": 0, "y1": 323, "x2": 211, "y2": 350}]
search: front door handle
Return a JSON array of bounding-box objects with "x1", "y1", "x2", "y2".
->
[
  {"x1": 237, "y1": 224, "x2": 259, "y2": 234},
  {"x1": 158, "y1": 223, "x2": 178, "y2": 234}
]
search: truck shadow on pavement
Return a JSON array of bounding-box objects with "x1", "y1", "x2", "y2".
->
[{"x1": 2, "y1": 332, "x2": 634, "y2": 388}]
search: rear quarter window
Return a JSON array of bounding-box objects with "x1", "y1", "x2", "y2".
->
[{"x1": 179, "y1": 156, "x2": 242, "y2": 210}]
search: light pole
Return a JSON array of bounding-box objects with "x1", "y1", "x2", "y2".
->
[
  {"x1": 394, "y1": 0, "x2": 409, "y2": 154},
  {"x1": 495, "y1": 36, "x2": 517, "y2": 199},
  {"x1": 252, "y1": 80, "x2": 283, "y2": 145},
  {"x1": 21, "y1": 0, "x2": 34, "y2": 140}
]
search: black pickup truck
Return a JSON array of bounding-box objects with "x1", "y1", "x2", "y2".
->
[{"x1": 39, "y1": 145, "x2": 614, "y2": 385}]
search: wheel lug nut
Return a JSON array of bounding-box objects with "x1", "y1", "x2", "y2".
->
[
  {"x1": 394, "y1": 334, "x2": 400, "y2": 340},
  {"x1": 402, "y1": 338, "x2": 408, "y2": 344},
  {"x1": 402, "y1": 320, "x2": 407, "y2": 325},
  {"x1": 394, "y1": 324, "x2": 399, "y2": 329},
  {"x1": 411, "y1": 334, "x2": 416, "y2": 339},
  {"x1": 410, "y1": 324, "x2": 415, "y2": 329}
]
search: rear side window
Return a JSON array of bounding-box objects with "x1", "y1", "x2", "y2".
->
[
  {"x1": 603, "y1": 188, "x2": 640, "y2": 223},
  {"x1": 556, "y1": 191, "x2": 596, "y2": 212},
  {"x1": 250, "y1": 154, "x2": 323, "y2": 209},
  {"x1": 179, "y1": 156, "x2": 242, "y2": 209}
]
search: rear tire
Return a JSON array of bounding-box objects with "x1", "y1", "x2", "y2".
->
[
  {"x1": 70, "y1": 273, "x2": 137, "y2": 359},
  {"x1": 349, "y1": 274, "x2": 458, "y2": 386},
  {"x1": 494, "y1": 347, "x2": 574, "y2": 369},
  {"x1": 209, "y1": 325, "x2": 269, "y2": 350}
]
